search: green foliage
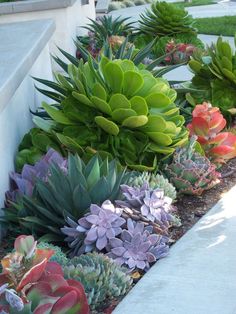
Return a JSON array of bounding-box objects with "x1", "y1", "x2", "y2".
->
[
  {"x1": 128, "y1": 172, "x2": 177, "y2": 200},
  {"x1": 2, "y1": 154, "x2": 131, "y2": 242},
  {"x1": 30, "y1": 58, "x2": 188, "y2": 170},
  {"x1": 37, "y1": 242, "x2": 68, "y2": 266},
  {"x1": 195, "y1": 15, "x2": 236, "y2": 37},
  {"x1": 63, "y1": 252, "x2": 132, "y2": 311},
  {"x1": 139, "y1": 1, "x2": 197, "y2": 38},
  {"x1": 83, "y1": 16, "x2": 134, "y2": 47},
  {"x1": 189, "y1": 36, "x2": 236, "y2": 116}
]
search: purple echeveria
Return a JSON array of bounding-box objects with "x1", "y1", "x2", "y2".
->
[
  {"x1": 61, "y1": 200, "x2": 126, "y2": 255},
  {"x1": 107, "y1": 219, "x2": 169, "y2": 271},
  {"x1": 117, "y1": 183, "x2": 149, "y2": 208},
  {"x1": 117, "y1": 183, "x2": 179, "y2": 230},
  {"x1": 5, "y1": 149, "x2": 67, "y2": 205},
  {"x1": 81, "y1": 201, "x2": 126, "y2": 250}
]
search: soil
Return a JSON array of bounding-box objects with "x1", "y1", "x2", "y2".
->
[{"x1": 171, "y1": 157, "x2": 236, "y2": 242}]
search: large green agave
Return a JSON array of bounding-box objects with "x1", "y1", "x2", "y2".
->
[
  {"x1": 2, "y1": 154, "x2": 131, "y2": 242},
  {"x1": 31, "y1": 57, "x2": 188, "y2": 170}
]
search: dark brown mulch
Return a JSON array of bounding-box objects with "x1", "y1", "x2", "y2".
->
[{"x1": 171, "y1": 157, "x2": 236, "y2": 242}]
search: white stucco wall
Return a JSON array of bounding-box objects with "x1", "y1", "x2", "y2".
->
[
  {"x1": 0, "y1": 44, "x2": 53, "y2": 207},
  {"x1": 0, "y1": 0, "x2": 96, "y2": 68}
]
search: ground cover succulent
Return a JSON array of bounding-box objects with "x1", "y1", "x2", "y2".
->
[
  {"x1": 187, "y1": 102, "x2": 236, "y2": 163},
  {"x1": 0, "y1": 235, "x2": 89, "y2": 314},
  {"x1": 2, "y1": 154, "x2": 131, "y2": 242},
  {"x1": 164, "y1": 136, "x2": 221, "y2": 195},
  {"x1": 139, "y1": 1, "x2": 196, "y2": 38},
  {"x1": 107, "y1": 218, "x2": 169, "y2": 271},
  {"x1": 5, "y1": 148, "x2": 67, "y2": 206},
  {"x1": 189, "y1": 36, "x2": 236, "y2": 116},
  {"x1": 128, "y1": 172, "x2": 177, "y2": 200},
  {"x1": 63, "y1": 252, "x2": 132, "y2": 311},
  {"x1": 29, "y1": 57, "x2": 188, "y2": 171}
]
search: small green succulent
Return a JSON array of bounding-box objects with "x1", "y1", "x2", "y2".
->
[
  {"x1": 63, "y1": 252, "x2": 132, "y2": 311},
  {"x1": 128, "y1": 172, "x2": 177, "y2": 200}
]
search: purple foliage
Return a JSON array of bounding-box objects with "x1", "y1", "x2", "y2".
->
[
  {"x1": 107, "y1": 219, "x2": 169, "y2": 270},
  {"x1": 5, "y1": 149, "x2": 67, "y2": 206},
  {"x1": 117, "y1": 183, "x2": 178, "y2": 229},
  {"x1": 62, "y1": 201, "x2": 126, "y2": 254}
]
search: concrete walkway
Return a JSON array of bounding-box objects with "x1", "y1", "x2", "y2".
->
[
  {"x1": 114, "y1": 184, "x2": 236, "y2": 314},
  {"x1": 110, "y1": 0, "x2": 236, "y2": 22}
]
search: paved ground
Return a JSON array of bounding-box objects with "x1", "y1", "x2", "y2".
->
[
  {"x1": 114, "y1": 184, "x2": 236, "y2": 314},
  {"x1": 110, "y1": 0, "x2": 236, "y2": 22}
]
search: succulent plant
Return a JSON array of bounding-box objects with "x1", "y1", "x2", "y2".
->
[
  {"x1": 62, "y1": 201, "x2": 126, "y2": 256},
  {"x1": 187, "y1": 103, "x2": 236, "y2": 164},
  {"x1": 2, "y1": 154, "x2": 131, "y2": 242},
  {"x1": 164, "y1": 136, "x2": 221, "y2": 195},
  {"x1": 107, "y1": 218, "x2": 169, "y2": 270},
  {"x1": 5, "y1": 148, "x2": 67, "y2": 206},
  {"x1": 189, "y1": 36, "x2": 236, "y2": 115},
  {"x1": 36, "y1": 242, "x2": 68, "y2": 266},
  {"x1": 128, "y1": 172, "x2": 177, "y2": 200},
  {"x1": 28, "y1": 55, "x2": 188, "y2": 171},
  {"x1": 117, "y1": 183, "x2": 179, "y2": 232},
  {"x1": 63, "y1": 252, "x2": 132, "y2": 311},
  {"x1": 139, "y1": 1, "x2": 196, "y2": 38},
  {"x1": 165, "y1": 40, "x2": 196, "y2": 64},
  {"x1": 0, "y1": 235, "x2": 89, "y2": 314},
  {"x1": 82, "y1": 16, "x2": 134, "y2": 48}
]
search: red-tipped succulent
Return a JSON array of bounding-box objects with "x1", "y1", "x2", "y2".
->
[
  {"x1": 165, "y1": 40, "x2": 196, "y2": 64},
  {"x1": 187, "y1": 102, "x2": 236, "y2": 164},
  {"x1": 0, "y1": 235, "x2": 89, "y2": 314}
]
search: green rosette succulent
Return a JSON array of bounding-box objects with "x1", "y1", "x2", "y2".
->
[
  {"x1": 31, "y1": 57, "x2": 188, "y2": 170},
  {"x1": 139, "y1": 1, "x2": 197, "y2": 38},
  {"x1": 163, "y1": 137, "x2": 221, "y2": 195},
  {"x1": 63, "y1": 252, "x2": 132, "y2": 311}
]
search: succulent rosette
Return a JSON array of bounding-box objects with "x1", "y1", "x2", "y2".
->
[
  {"x1": 62, "y1": 201, "x2": 126, "y2": 255},
  {"x1": 117, "y1": 183, "x2": 179, "y2": 230},
  {"x1": 107, "y1": 219, "x2": 169, "y2": 270}
]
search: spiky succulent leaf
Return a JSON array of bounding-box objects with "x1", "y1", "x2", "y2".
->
[{"x1": 2, "y1": 155, "x2": 131, "y2": 242}]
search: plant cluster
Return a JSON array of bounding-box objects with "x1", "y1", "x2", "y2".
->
[
  {"x1": 62, "y1": 181, "x2": 177, "y2": 271},
  {"x1": 2, "y1": 154, "x2": 131, "y2": 242},
  {"x1": 164, "y1": 40, "x2": 196, "y2": 65},
  {"x1": 21, "y1": 57, "x2": 188, "y2": 171},
  {"x1": 0, "y1": 235, "x2": 89, "y2": 314}
]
